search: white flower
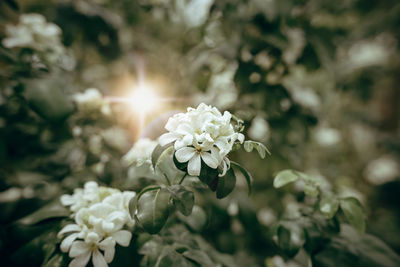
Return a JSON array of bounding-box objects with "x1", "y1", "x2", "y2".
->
[
  {"x1": 159, "y1": 103, "x2": 244, "y2": 176},
  {"x1": 2, "y1": 13, "x2": 64, "y2": 62},
  {"x1": 59, "y1": 182, "x2": 135, "y2": 267},
  {"x1": 73, "y1": 88, "x2": 111, "y2": 115}
]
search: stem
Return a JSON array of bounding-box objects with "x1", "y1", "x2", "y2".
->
[{"x1": 178, "y1": 174, "x2": 187, "y2": 185}]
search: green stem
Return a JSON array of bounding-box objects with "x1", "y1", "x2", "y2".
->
[{"x1": 178, "y1": 174, "x2": 187, "y2": 185}]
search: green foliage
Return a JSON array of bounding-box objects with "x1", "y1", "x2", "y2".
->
[
  {"x1": 339, "y1": 197, "x2": 366, "y2": 234},
  {"x1": 135, "y1": 187, "x2": 171, "y2": 234}
]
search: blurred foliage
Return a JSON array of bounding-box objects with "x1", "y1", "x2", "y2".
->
[{"x1": 1, "y1": 0, "x2": 400, "y2": 266}]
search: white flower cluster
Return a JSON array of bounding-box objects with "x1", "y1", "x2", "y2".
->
[
  {"x1": 2, "y1": 13, "x2": 64, "y2": 61},
  {"x1": 159, "y1": 103, "x2": 244, "y2": 177},
  {"x1": 59, "y1": 181, "x2": 135, "y2": 267},
  {"x1": 73, "y1": 88, "x2": 111, "y2": 115}
]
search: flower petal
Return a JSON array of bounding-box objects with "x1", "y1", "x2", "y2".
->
[
  {"x1": 58, "y1": 224, "x2": 81, "y2": 238},
  {"x1": 69, "y1": 251, "x2": 91, "y2": 267},
  {"x1": 201, "y1": 151, "x2": 219, "y2": 169},
  {"x1": 175, "y1": 147, "x2": 196, "y2": 163},
  {"x1": 158, "y1": 133, "x2": 179, "y2": 146},
  {"x1": 188, "y1": 154, "x2": 201, "y2": 176},
  {"x1": 92, "y1": 249, "x2": 108, "y2": 267},
  {"x1": 60, "y1": 233, "x2": 79, "y2": 253},
  {"x1": 99, "y1": 237, "x2": 116, "y2": 263},
  {"x1": 69, "y1": 241, "x2": 90, "y2": 258},
  {"x1": 111, "y1": 230, "x2": 132, "y2": 247}
]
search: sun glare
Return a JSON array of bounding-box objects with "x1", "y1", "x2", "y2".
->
[{"x1": 129, "y1": 84, "x2": 159, "y2": 113}]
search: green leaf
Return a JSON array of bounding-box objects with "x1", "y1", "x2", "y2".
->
[
  {"x1": 198, "y1": 164, "x2": 219, "y2": 191},
  {"x1": 216, "y1": 168, "x2": 236, "y2": 199},
  {"x1": 243, "y1": 141, "x2": 254, "y2": 152},
  {"x1": 273, "y1": 169, "x2": 299, "y2": 188},
  {"x1": 182, "y1": 249, "x2": 215, "y2": 266},
  {"x1": 155, "y1": 146, "x2": 186, "y2": 185},
  {"x1": 18, "y1": 200, "x2": 69, "y2": 225},
  {"x1": 151, "y1": 144, "x2": 171, "y2": 169},
  {"x1": 304, "y1": 184, "x2": 319, "y2": 197},
  {"x1": 243, "y1": 140, "x2": 271, "y2": 159},
  {"x1": 129, "y1": 185, "x2": 162, "y2": 218},
  {"x1": 136, "y1": 188, "x2": 171, "y2": 234},
  {"x1": 277, "y1": 225, "x2": 301, "y2": 258},
  {"x1": 168, "y1": 185, "x2": 194, "y2": 216},
  {"x1": 24, "y1": 77, "x2": 74, "y2": 122},
  {"x1": 178, "y1": 205, "x2": 207, "y2": 232},
  {"x1": 231, "y1": 161, "x2": 253, "y2": 194},
  {"x1": 319, "y1": 196, "x2": 339, "y2": 219},
  {"x1": 340, "y1": 197, "x2": 366, "y2": 234},
  {"x1": 155, "y1": 247, "x2": 195, "y2": 267}
]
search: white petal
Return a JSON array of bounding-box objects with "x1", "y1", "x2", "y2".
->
[
  {"x1": 69, "y1": 251, "x2": 91, "y2": 267},
  {"x1": 60, "y1": 233, "x2": 79, "y2": 253},
  {"x1": 69, "y1": 241, "x2": 90, "y2": 258},
  {"x1": 60, "y1": 194, "x2": 75, "y2": 206},
  {"x1": 201, "y1": 152, "x2": 219, "y2": 169},
  {"x1": 58, "y1": 224, "x2": 81, "y2": 238},
  {"x1": 99, "y1": 238, "x2": 116, "y2": 263},
  {"x1": 92, "y1": 249, "x2": 108, "y2": 267},
  {"x1": 111, "y1": 230, "x2": 132, "y2": 247},
  {"x1": 219, "y1": 157, "x2": 230, "y2": 177},
  {"x1": 158, "y1": 133, "x2": 178, "y2": 146},
  {"x1": 175, "y1": 147, "x2": 196, "y2": 163},
  {"x1": 188, "y1": 154, "x2": 201, "y2": 176},
  {"x1": 237, "y1": 133, "x2": 245, "y2": 143}
]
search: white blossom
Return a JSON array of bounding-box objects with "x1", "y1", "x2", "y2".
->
[
  {"x1": 159, "y1": 103, "x2": 244, "y2": 176},
  {"x1": 2, "y1": 13, "x2": 64, "y2": 62},
  {"x1": 73, "y1": 88, "x2": 111, "y2": 115},
  {"x1": 59, "y1": 182, "x2": 135, "y2": 267}
]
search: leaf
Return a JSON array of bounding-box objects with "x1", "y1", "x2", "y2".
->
[
  {"x1": 182, "y1": 249, "x2": 215, "y2": 266},
  {"x1": 151, "y1": 144, "x2": 171, "y2": 169},
  {"x1": 277, "y1": 225, "x2": 300, "y2": 258},
  {"x1": 243, "y1": 140, "x2": 271, "y2": 158},
  {"x1": 155, "y1": 246, "x2": 195, "y2": 267},
  {"x1": 273, "y1": 169, "x2": 299, "y2": 188},
  {"x1": 231, "y1": 161, "x2": 253, "y2": 194},
  {"x1": 216, "y1": 167, "x2": 236, "y2": 199},
  {"x1": 340, "y1": 197, "x2": 366, "y2": 234},
  {"x1": 304, "y1": 184, "x2": 319, "y2": 197},
  {"x1": 168, "y1": 185, "x2": 194, "y2": 216},
  {"x1": 129, "y1": 185, "x2": 161, "y2": 218},
  {"x1": 243, "y1": 141, "x2": 254, "y2": 152},
  {"x1": 178, "y1": 205, "x2": 207, "y2": 232},
  {"x1": 319, "y1": 196, "x2": 339, "y2": 219},
  {"x1": 155, "y1": 146, "x2": 186, "y2": 185},
  {"x1": 18, "y1": 200, "x2": 69, "y2": 225},
  {"x1": 24, "y1": 77, "x2": 74, "y2": 122},
  {"x1": 136, "y1": 188, "x2": 171, "y2": 234},
  {"x1": 198, "y1": 164, "x2": 219, "y2": 191}
]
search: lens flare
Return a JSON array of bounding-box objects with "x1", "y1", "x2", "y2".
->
[{"x1": 129, "y1": 85, "x2": 159, "y2": 113}]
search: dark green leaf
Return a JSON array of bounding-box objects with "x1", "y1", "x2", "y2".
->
[
  {"x1": 136, "y1": 188, "x2": 171, "y2": 234},
  {"x1": 182, "y1": 249, "x2": 215, "y2": 266},
  {"x1": 24, "y1": 77, "x2": 74, "y2": 122},
  {"x1": 18, "y1": 200, "x2": 69, "y2": 225},
  {"x1": 168, "y1": 185, "x2": 194, "y2": 216},
  {"x1": 231, "y1": 161, "x2": 253, "y2": 195},
  {"x1": 319, "y1": 196, "x2": 339, "y2": 219},
  {"x1": 273, "y1": 169, "x2": 299, "y2": 188},
  {"x1": 216, "y1": 168, "x2": 236, "y2": 199},
  {"x1": 340, "y1": 197, "x2": 366, "y2": 234}
]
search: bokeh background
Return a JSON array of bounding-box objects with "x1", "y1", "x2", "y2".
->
[{"x1": 1, "y1": 0, "x2": 399, "y2": 266}]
